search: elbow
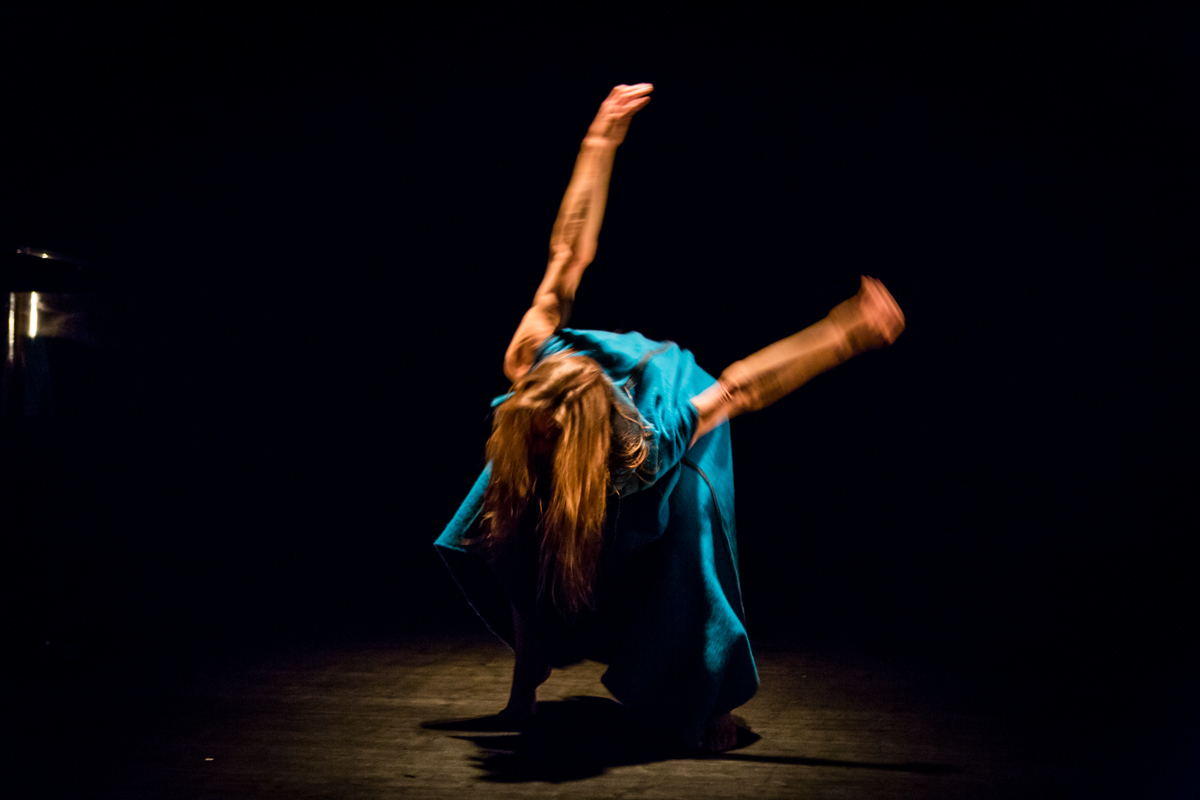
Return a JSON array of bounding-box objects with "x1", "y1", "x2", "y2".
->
[
  {"x1": 504, "y1": 365, "x2": 528, "y2": 383},
  {"x1": 503, "y1": 347, "x2": 524, "y2": 383}
]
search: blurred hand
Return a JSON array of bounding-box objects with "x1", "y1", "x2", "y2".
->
[
  {"x1": 831, "y1": 276, "x2": 906, "y2": 353},
  {"x1": 587, "y1": 83, "x2": 653, "y2": 145}
]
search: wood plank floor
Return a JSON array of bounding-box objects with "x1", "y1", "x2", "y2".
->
[{"x1": 19, "y1": 629, "x2": 1180, "y2": 799}]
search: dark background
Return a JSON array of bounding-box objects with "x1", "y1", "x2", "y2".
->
[{"x1": 3, "y1": 3, "x2": 1194, "y2": 745}]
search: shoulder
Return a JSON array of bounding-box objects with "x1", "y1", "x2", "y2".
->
[
  {"x1": 536, "y1": 328, "x2": 674, "y2": 381},
  {"x1": 537, "y1": 328, "x2": 715, "y2": 396},
  {"x1": 540, "y1": 326, "x2": 662, "y2": 367}
]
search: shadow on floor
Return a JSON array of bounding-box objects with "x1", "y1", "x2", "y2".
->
[
  {"x1": 424, "y1": 695, "x2": 758, "y2": 781},
  {"x1": 424, "y1": 695, "x2": 953, "y2": 783}
]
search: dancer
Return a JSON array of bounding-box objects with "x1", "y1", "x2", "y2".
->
[{"x1": 436, "y1": 84, "x2": 904, "y2": 752}]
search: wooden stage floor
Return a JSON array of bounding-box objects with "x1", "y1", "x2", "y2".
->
[{"x1": 19, "y1": 629, "x2": 1188, "y2": 798}]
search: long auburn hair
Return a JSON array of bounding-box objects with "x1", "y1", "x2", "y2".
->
[{"x1": 480, "y1": 353, "x2": 649, "y2": 615}]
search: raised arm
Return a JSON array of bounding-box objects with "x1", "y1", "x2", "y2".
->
[
  {"x1": 504, "y1": 83, "x2": 653, "y2": 382},
  {"x1": 690, "y1": 276, "x2": 906, "y2": 444}
]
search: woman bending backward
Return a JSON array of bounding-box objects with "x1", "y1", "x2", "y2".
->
[{"x1": 435, "y1": 84, "x2": 905, "y2": 752}]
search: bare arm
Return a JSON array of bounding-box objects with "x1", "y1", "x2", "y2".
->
[
  {"x1": 504, "y1": 84, "x2": 653, "y2": 382},
  {"x1": 690, "y1": 276, "x2": 905, "y2": 445}
]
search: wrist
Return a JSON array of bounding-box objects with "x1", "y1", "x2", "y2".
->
[
  {"x1": 582, "y1": 134, "x2": 619, "y2": 149},
  {"x1": 825, "y1": 307, "x2": 868, "y2": 357}
]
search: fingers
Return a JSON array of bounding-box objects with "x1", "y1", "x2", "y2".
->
[
  {"x1": 862, "y1": 276, "x2": 902, "y2": 317},
  {"x1": 589, "y1": 84, "x2": 653, "y2": 142},
  {"x1": 604, "y1": 83, "x2": 654, "y2": 109},
  {"x1": 622, "y1": 84, "x2": 653, "y2": 109},
  {"x1": 858, "y1": 275, "x2": 905, "y2": 343}
]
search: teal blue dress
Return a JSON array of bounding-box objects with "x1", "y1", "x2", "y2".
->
[{"x1": 435, "y1": 329, "x2": 758, "y2": 746}]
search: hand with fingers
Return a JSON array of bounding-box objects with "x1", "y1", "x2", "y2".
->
[{"x1": 587, "y1": 83, "x2": 654, "y2": 145}]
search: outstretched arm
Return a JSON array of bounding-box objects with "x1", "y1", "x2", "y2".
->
[
  {"x1": 690, "y1": 276, "x2": 906, "y2": 444},
  {"x1": 504, "y1": 83, "x2": 653, "y2": 382}
]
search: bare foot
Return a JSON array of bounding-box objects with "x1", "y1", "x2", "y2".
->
[
  {"x1": 504, "y1": 662, "x2": 551, "y2": 722},
  {"x1": 700, "y1": 712, "x2": 738, "y2": 752}
]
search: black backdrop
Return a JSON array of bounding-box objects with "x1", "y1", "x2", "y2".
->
[{"x1": 3, "y1": 6, "x2": 1193, "y2": 732}]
